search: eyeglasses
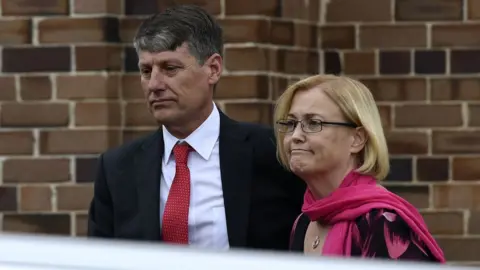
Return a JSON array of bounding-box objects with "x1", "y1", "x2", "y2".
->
[{"x1": 275, "y1": 119, "x2": 358, "y2": 133}]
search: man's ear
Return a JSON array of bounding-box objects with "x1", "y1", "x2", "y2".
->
[{"x1": 205, "y1": 53, "x2": 222, "y2": 85}]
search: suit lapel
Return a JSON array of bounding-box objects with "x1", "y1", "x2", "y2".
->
[
  {"x1": 134, "y1": 129, "x2": 163, "y2": 241},
  {"x1": 219, "y1": 112, "x2": 253, "y2": 247}
]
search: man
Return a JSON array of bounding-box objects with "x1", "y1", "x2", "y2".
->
[{"x1": 87, "y1": 4, "x2": 305, "y2": 251}]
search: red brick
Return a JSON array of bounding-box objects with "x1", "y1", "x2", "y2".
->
[
  {"x1": 224, "y1": 103, "x2": 272, "y2": 125},
  {"x1": 437, "y1": 237, "x2": 480, "y2": 261},
  {"x1": 1, "y1": 0, "x2": 69, "y2": 16},
  {"x1": 225, "y1": 0, "x2": 278, "y2": 16},
  {"x1": 360, "y1": 25, "x2": 427, "y2": 49},
  {"x1": 0, "y1": 187, "x2": 17, "y2": 211},
  {"x1": 416, "y1": 158, "x2": 449, "y2": 182},
  {"x1": 271, "y1": 76, "x2": 289, "y2": 99},
  {"x1": 121, "y1": 75, "x2": 143, "y2": 100},
  {"x1": 76, "y1": 158, "x2": 97, "y2": 183},
  {"x1": 394, "y1": 104, "x2": 463, "y2": 128},
  {"x1": 56, "y1": 185, "x2": 93, "y2": 211},
  {"x1": 326, "y1": 0, "x2": 391, "y2": 22},
  {"x1": 225, "y1": 47, "x2": 273, "y2": 71},
  {"x1": 281, "y1": 0, "x2": 319, "y2": 21},
  {"x1": 0, "y1": 103, "x2": 69, "y2": 127},
  {"x1": 377, "y1": 105, "x2": 392, "y2": 130},
  {"x1": 469, "y1": 211, "x2": 480, "y2": 234},
  {"x1": 0, "y1": 76, "x2": 16, "y2": 101},
  {"x1": 20, "y1": 186, "x2": 52, "y2": 211},
  {"x1": 3, "y1": 159, "x2": 70, "y2": 183},
  {"x1": 343, "y1": 51, "x2": 375, "y2": 75},
  {"x1": 395, "y1": 0, "x2": 463, "y2": 21},
  {"x1": 20, "y1": 76, "x2": 52, "y2": 101},
  {"x1": 75, "y1": 214, "x2": 88, "y2": 236},
  {"x1": 2, "y1": 47, "x2": 71, "y2": 73},
  {"x1": 38, "y1": 18, "x2": 118, "y2": 44},
  {"x1": 270, "y1": 20, "x2": 294, "y2": 46},
  {"x1": 320, "y1": 26, "x2": 355, "y2": 49},
  {"x1": 73, "y1": 0, "x2": 121, "y2": 14},
  {"x1": 57, "y1": 75, "x2": 120, "y2": 100},
  {"x1": 40, "y1": 130, "x2": 121, "y2": 155},
  {"x1": 3, "y1": 214, "x2": 70, "y2": 235},
  {"x1": 216, "y1": 75, "x2": 270, "y2": 99},
  {"x1": 469, "y1": 0, "x2": 480, "y2": 19},
  {"x1": 360, "y1": 78, "x2": 427, "y2": 101},
  {"x1": 123, "y1": 129, "x2": 156, "y2": 143},
  {"x1": 421, "y1": 211, "x2": 464, "y2": 235},
  {"x1": 219, "y1": 19, "x2": 270, "y2": 43},
  {"x1": 384, "y1": 185, "x2": 430, "y2": 209},
  {"x1": 450, "y1": 50, "x2": 480, "y2": 74},
  {"x1": 468, "y1": 104, "x2": 480, "y2": 127},
  {"x1": 432, "y1": 131, "x2": 480, "y2": 154},
  {"x1": 277, "y1": 49, "x2": 319, "y2": 74},
  {"x1": 431, "y1": 78, "x2": 480, "y2": 100},
  {"x1": 75, "y1": 102, "x2": 122, "y2": 127},
  {"x1": 75, "y1": 45, "x2": 122, "y2": 71},
  {"x1": 119, "y1": 18, "x2": 144, "y2": 43},
  {"x1": 0, "y1": 132, "x2": 34, "y2": 155},
  {"x1": 0, "y1": 19, "x2": 31, "y2": 45},
  {"x1": 386, "y1": 131, "x2": 429, "y2": 155},
  {"x1": 125, "y1": 102, "x2": 156, "y2": 127},
  {"x1": 294, "y1": 23, "x2": 317, "y2": 48},
  {"x1": 432, "y1": 24, "x2": 480, "y2": 47},
  {"x1": 165, "y1": 0, "x2": 221, "y2": 15},
  {"x1": 433, "y1": 184, "x2": 480, "y2": 209},
  {"x1": 452, "y1": 157, "x2": 480, "y2": 181}
]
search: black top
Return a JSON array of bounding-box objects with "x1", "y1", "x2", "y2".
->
[{"x1": 291, "y1": 209, "x2": 437, "y2": 261}]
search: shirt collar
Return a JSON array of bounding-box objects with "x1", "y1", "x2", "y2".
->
[{"x1": 162, "y1": 102, "x2": 220, "y2": 164}]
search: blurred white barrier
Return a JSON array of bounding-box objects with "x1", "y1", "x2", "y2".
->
[{"x1": 0, "y1": 233, "x2": 465, "y2": 270}]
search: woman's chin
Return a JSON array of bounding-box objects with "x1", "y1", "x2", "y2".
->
[{"x1": 289, "y1": 160, "x2": 313, "y2": 176}]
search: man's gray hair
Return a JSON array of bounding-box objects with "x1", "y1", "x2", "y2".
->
[{"x1": 133, "y1": 5, "x2": 223, "y2": 65}]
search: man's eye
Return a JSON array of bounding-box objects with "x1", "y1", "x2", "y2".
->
[
  {"x1": 140, "y1": 69, "x2": 151, "y2": 77},
  {"x1": 164, "y1": 66, "x2": 181, "y2": 76},
  {"x1": 165, "y1": 66, "x2": 180, "y2": 72}
]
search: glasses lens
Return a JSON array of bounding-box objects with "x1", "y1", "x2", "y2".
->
[{"x1": 277, "y1": 120, "x2": 293, "y2": 132}]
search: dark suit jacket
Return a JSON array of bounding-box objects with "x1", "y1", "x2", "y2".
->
[{"x1": 87, "y1": 111, "x2": 306, "y2": 251}]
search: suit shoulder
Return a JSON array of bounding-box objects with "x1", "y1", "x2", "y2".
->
[
  {"x1": 237, "y1": 121, "x2": 278, "y2": 156},
  {"x1": 238, "y1": 122, "x2": 275, "y2": 140}
]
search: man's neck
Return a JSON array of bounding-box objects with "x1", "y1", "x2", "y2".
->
[{"x1": 164, "y1": 102, "x2": 214, "y2": 139}]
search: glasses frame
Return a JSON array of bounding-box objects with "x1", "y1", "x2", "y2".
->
[{"x1": 275, "y1": 119, "x2": 358, "y2": 133}]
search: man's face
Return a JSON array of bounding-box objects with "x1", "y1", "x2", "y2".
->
[{"x1": 137, "y1": 43, "x2": 222, "y2": 128}]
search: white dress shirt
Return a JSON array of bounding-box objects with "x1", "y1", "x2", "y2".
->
[{"x1": 160, "y1": 103, "x2": 229, "y2": 249}]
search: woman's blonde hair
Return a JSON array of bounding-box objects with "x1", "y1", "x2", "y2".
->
[{"x1": 274, "y1": 74, "x2": 390, "y2": 181}]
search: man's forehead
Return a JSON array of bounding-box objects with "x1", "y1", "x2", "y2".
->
[{"x1": 138, "y1": 45, "x2": 193, "y2": 64}]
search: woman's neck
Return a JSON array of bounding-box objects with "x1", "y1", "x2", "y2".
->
[{"x1": 305, "y1": 162, "x2": 356, "y2": 199}]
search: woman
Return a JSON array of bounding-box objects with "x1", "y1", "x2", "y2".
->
[{"x1": 274, "y1": 74, "x2": 445, "y2": 262}]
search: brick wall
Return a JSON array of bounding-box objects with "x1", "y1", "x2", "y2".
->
[{"x1": 0, "y1": 0, "x2": 479, "y2": 264}]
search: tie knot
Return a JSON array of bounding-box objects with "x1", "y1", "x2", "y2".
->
[{"x1": 173, "y1": 143, "x2": 192, "y2": 165}]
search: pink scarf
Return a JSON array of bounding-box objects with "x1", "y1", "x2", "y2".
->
[{"x1": 302, "y1": 170, "x2": 445, "y2": 263}]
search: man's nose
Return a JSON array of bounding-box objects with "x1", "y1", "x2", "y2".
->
[{"x1": 147, "y1": 68, "x2": 167, "y2": 91}]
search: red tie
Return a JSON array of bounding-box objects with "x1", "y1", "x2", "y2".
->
[{"x1": 162, "y1": 143, "x2": 192, "y2": 244}]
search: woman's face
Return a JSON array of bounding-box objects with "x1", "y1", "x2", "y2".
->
[{"x1": 282, "y1": 86, "x2": 362, "y2": 178}]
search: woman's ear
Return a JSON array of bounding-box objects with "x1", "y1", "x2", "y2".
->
[{"x1": 350, "y1": 127, "x2": 367, "y2": 154}]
